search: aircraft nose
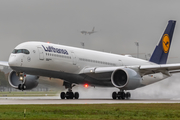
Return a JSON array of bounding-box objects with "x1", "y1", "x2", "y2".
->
[
  {"x1": 8, "y1": 55, "x2": 15, "y2": 66},
  {"x1": 8, "y1": 54, "x2": 19, "y2": 67}
]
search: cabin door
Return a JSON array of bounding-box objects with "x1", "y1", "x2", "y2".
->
[
  {"x1": 71, "y1": 51, "x2": 77, "y2": 65},
  {"x1": 37, "y1": 47, "x2": 44, "y2": 60}
]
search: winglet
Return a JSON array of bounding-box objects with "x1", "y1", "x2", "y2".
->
[{"x1": 149, "y1": 20, "x2": 176, "y2": 64}]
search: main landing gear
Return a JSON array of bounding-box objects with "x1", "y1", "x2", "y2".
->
[
  {"x1": 112, "y1": 90, "x2": 131, "y2": 100},
  {"x1": 60, "y1": 82, "x2": 79, "y2": 99}
]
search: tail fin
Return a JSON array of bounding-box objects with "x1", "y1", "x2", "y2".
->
[{"x1": 149, "y1": 20, "x2": 176, "y2": 64}]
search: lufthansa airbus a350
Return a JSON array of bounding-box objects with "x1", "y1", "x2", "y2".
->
[{"x1": 1, "y1": 20, "x2": 180, "y2": 100}]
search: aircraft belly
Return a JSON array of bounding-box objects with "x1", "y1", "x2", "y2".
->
[
  {"x1": 10, "y1": 66, "x2": 113, "y2": 87},
  {"x1": 85, "y1": 72, "x2": 112, "y2": 80},
  {"x1": 79, "y1": 74, "x2": 113, "y2": 86}
]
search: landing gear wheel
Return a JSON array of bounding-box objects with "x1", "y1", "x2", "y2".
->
[
  {"x1": 18, "y1": 84, "x2": 21, "y2": 90},
  {"x1": 65, "y1": 92, "x2": 74, "y2": 99},
  {"x1": 18, "y1": 84, "x2": 26, "y2": 90},
  {"x1": 69, "y1": 92, "x2": 74, "y2": 99},
  {"x1": 22, "y1": 84, "x2": 26, "y2": 90},
  {"x1": 117, "y1": 92, "x2": 121, "y2": 99},
  {"x1": 121, "y1": 92, "x2": 125, "y2": 100},
  {"x1": 74, "y1": 92, "x2": 79, "y2": 99},
  {"x1": 112, "y1": 92, "x2": 117, "y2": 99},
  {"x1": 65, "y1": 92, "x2": 70, "y2": 99},
  {"x1": 60, "y1": 92, "x2": 65, "y2": 99},
  {"x1": 112, "y1": 90, "x2": 131, "y2": 100},
  {"x1": 125, "y1": 92, "x2": 131, "y2": 99},
  {"x1": 62, "y1": 82, "x2": 80, "y2": 99}
]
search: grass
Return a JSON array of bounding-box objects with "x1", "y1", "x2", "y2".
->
[
  {"x1": 0, "y1": 104, "x2": 180, "y2": 120},
  {"x1": 0, "y1": 91, "x2": 57, "y2": 97}
]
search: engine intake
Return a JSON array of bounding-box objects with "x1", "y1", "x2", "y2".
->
[
  {"x1": 8, "y1": 71, "x2": 39, "y2": 90},
  {"x1": 111, "y1": 68, "x2": 142, "y2": 90}
]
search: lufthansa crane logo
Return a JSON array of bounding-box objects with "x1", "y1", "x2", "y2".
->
[{"x1": 162, "y1": 34, "x2": 170, "y2": 53}]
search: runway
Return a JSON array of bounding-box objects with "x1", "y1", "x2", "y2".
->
[{"x1": 0, "y1": 96, "x2": 180, "y2": 104}]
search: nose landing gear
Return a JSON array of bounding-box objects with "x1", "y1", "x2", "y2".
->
[
  {"x1": 18, "y1": 84, "x2": 26, "y2": 90},
  {"x1": 17, "y1": 72, "x2": 26, "y2": 90}
]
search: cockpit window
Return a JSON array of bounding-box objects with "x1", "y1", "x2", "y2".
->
[{"x1": 12, "y1": 49, "x2": 30, "y2": 54}]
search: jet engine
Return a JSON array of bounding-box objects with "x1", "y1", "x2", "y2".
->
[
  {"x1": 8, "y1": 71, "x2": 39, "y2": 90},
  {"x1": 111, "y1": 68, "x2": 142, "y2": 90}
]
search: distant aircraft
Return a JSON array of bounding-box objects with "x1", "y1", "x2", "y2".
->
[
  {"x1": 81, "y1": 27, "x2": 96, "y2": 35},
  {"x1": 0, "y1": 20, "x2": 179, "y2": 100}
]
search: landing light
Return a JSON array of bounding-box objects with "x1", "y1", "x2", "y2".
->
[{"x1": 19, "y1": 76, "x2": 24, "y2": 81}]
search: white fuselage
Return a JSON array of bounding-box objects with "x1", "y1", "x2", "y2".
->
[{"x1": 8, "y1": 41, "x2": 168, "y2": 88}]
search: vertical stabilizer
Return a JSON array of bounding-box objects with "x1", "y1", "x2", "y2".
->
[{"x1": 149, "y1": 20, "x2": 176, "y2": 64}]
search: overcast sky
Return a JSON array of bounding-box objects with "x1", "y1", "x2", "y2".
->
[{"x1": 0, "y1": 0, "x2": 180, "y2": 62}]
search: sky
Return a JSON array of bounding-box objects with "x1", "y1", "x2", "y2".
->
[
  {"x1": 0, "y1": 0, "x2": 180, "y2": 62},
  {"x1": 1, "y1": 0, "x2": 180, "y2": 99}
]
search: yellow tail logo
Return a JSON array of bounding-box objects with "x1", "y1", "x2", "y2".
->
[{"x1": 162, "y1": 34, "x2": 170, "y2": 53}]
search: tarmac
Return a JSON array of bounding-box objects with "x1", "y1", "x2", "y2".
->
[{"x1": 0, "y1": 96, "x2": 180, "y2": 104}]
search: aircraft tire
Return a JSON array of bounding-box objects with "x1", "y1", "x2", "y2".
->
[
  {"x1": 117, "y1": 92, "x2": 121, "y2": 99},
  {"x1": 69, "y1": 92, "x2": 74, "y2": 99},
  {"x1": 18, "y1": 84, "x2": 22, "y2": 90},
  {"x1": 65, "y1": 92, "x2": 74, "y2": 99},
  {"x1": 66, "y1": 92, "x2": 70, "y2": 99},
  {"x1": 18, "y1": 84, "x2": 26, "y2": 90},
  {"x1": 60, "y1": 92, "x2": 65, "y2": 99},
  {"x1": 22, "y1": 84, "x2": 26, "y2": 90},
  {"x1": 74, "y1": 92, "x2": 79, "y2": 99},
  {"x1": 125, "y1": 92, "x2": 131, "y2": 99},
  {"x1": 121, "y1": 92, "x2": 125, "y2": 100},
  {"x1": 112, "y1": 92, "x2": 117, "y2": 99}
]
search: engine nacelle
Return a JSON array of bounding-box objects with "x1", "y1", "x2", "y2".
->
[
  {"x1": 8, "y1": 71, "x2": 39, "y2": 90},
  {"x1": 111, "y1": 68, "x2": 142, "y2": 90}
]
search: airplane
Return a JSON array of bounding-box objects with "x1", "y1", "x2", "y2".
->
[
  {"x1": 81, "y1": 27, "x2": 96, "y2": 35},
  {"x1": 0, "y1": 20, "x2": 179, "y2": 100}
]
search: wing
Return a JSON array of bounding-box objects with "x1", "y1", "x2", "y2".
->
[
  {"x1": 0, "y1": 61, "x2": 11, "y2": 74},
  {"x1": 80, "y1": 63, "x2": 180, "y2": 80},
  {"x1": 0, "y1": 61, "x2": 9, "y2": 66},
  {"x1": 140, "y1": 63, "x2": 180, "y2": 75}
]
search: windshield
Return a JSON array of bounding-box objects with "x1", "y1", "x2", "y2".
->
[{"x1": 12, "y1": 49, "x2": 30, "y2": 54}]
